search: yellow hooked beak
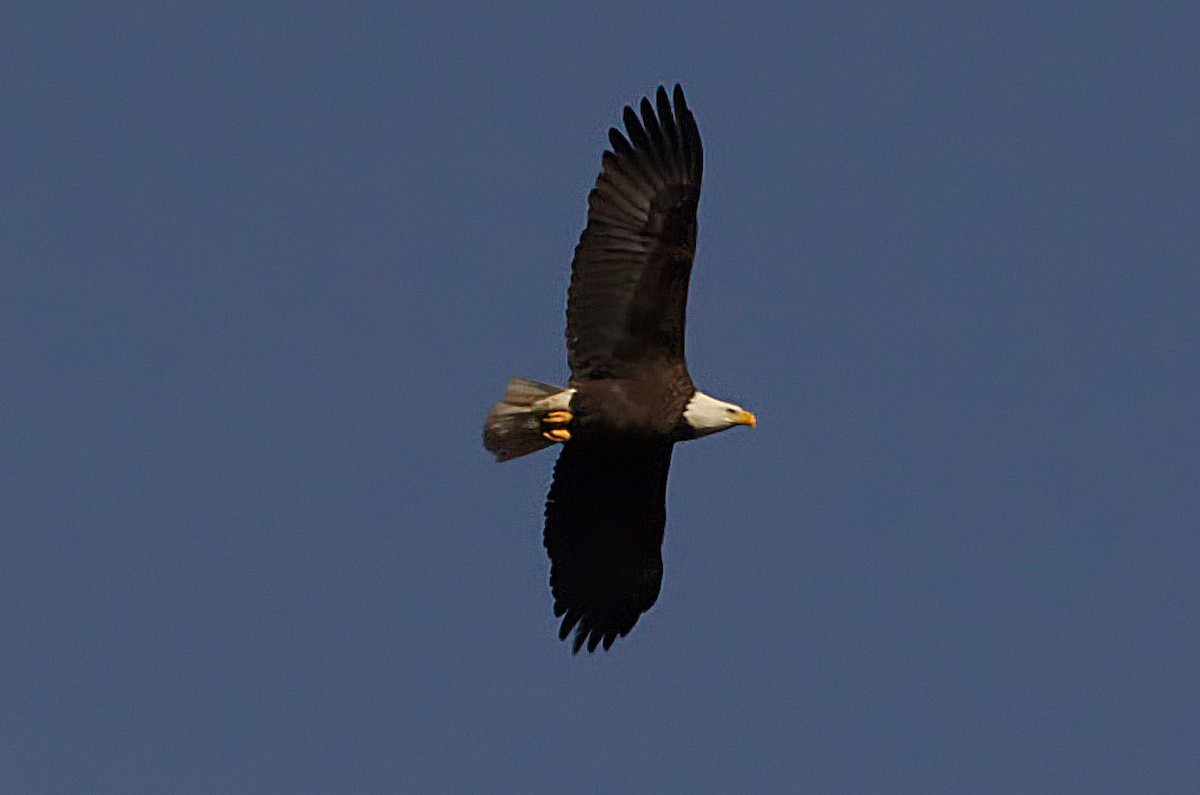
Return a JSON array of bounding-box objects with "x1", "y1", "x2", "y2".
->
[{"x1": 733, "y1": 410, "x2": 757, "y2": 428}]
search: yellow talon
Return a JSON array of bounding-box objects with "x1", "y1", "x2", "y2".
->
[
  {"x1": 543, "y1": 410, "x2": 574, "y2": 426},
  {"x1": 542, "y1": 428, "x2": 571, "y2": 443}
]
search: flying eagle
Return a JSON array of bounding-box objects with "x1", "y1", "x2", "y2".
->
[{"x1": 484, "y1": 85, "x2": 755, "y2": 652}]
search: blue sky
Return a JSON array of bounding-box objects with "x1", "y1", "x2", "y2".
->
[{"x1": 3, "y1": 4, "x2": 1197, "y2": 792}]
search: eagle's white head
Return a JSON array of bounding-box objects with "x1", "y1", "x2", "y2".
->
[{"x1": 682, "y1": 390, "x2": 757, "y2": 438}]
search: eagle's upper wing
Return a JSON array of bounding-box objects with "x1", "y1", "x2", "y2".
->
[
  {"x1": 543, "y1": 439, "x2": 674, "y2": 652},
  {"x1": 566, "y1": 85, "x2": 703, "y2": 383}
]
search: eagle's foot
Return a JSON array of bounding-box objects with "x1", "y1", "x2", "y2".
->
[{"x1": 540, "y1": 409, "x2": 574, "y2": 443}]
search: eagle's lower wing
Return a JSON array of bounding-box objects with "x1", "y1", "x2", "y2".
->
[
  {"x1": 566, "y1": 85, "x2": 703, "y2": 383},
  {"x1": 543, "y1": 440, "x2": 674, "y2": 652}
]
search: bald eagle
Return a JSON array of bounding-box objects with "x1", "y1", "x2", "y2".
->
[{"x1": 484, "y1": 85, "x2": 755, "y2": 652}]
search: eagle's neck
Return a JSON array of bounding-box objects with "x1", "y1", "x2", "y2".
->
[{"x1": 681, "y1": 390, "x2": 747, "y2": 438}]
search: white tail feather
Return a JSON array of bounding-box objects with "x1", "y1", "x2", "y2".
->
[{"x1": 483, "y1": 378, "x2": 574, "y2": 462}]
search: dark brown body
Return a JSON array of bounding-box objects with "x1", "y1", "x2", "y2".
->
[
  {"x1": 543, "y1": 86, "x2": 708, "y2": 651},
  {"x1": 569, "y1": 362, "x2": 696, "y2": 442}
]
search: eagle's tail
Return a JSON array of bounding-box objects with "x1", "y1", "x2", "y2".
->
[{"x1": 484, "y1": 377, "x2": 573, "y2": 462}]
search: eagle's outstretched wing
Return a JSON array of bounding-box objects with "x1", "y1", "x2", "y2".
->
[
  {"x1": 566, "y1": 85, "x2": 703, "y2": 383},
  {"x1": 543, "y1": 439, "x2": 674, "y2": 652}
]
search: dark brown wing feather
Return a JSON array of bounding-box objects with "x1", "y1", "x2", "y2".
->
[
  {"x1": 566, "y1": 85, "x2": 703, "y2": 382},
  {"x1": 543, "y1": 440, "x2": 674, "y2": 652}
]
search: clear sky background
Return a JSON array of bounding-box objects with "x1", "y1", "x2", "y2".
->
[{"x1": 3, "y1": 4, "x2": 1197, "y2": 792}]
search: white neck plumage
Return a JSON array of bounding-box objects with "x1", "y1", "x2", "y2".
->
[{"x1": 682, "y1": 390, "x2": 757, "y2": 437}]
